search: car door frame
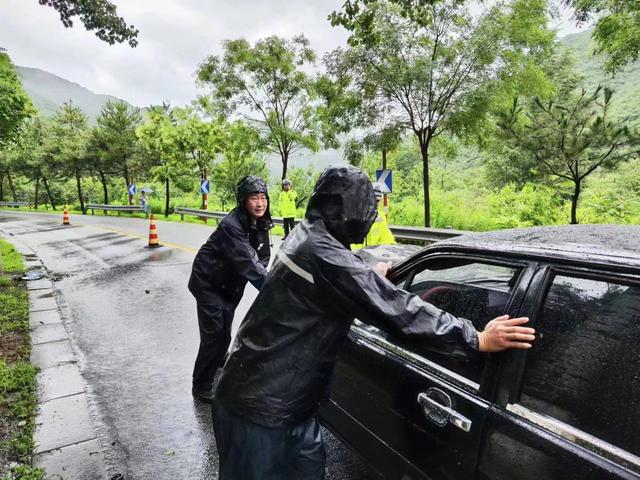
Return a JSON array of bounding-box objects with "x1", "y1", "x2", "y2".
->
[
  {"x1": 484, "y1": 260, "x2": 640, "y2": 479},
  {"x1": 331, "y1": 249, "x2": 538, "y2": 479}
]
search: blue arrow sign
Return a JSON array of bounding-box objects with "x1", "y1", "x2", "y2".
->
[
  {"x1": 128, "y1": 184, "x2": 136, "y2": 195},
  {"x1": 376, "y1": 169, "x2": 392, "y2": 193},
  {"x1": 200, "y1": 179, "x2": 210, "y2": 194}
]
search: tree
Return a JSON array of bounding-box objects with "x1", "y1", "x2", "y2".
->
[
  {"x1": 329, "y1": 0, "x2": 554, "y2": 226},
  {"x1": 565, "y1": 0, "x2": 640, "y2": 73},
  {"x1": 485, "y1": 46, "x2": 585, "y2": 190},
  {"x1": 94, "y1": 100, "x2": 142, "y2": 205},
  {"x1": 343, "y1": 125, "x2": 403, "y2": 170},
  {"x1": 0, "y1": 51, "x2": 34, "y2": 147},
  {"x1": 497, "y1": 86, "x2": 640, "y2": 224},
  {"x1": 197, "y1": 35, "x2": 337, "y2": 180},
  {"x1": 212, "y1": 121, "x2": 268, "y2": 210},
  {"x1": 286, "y1": 166, "x2": 320, "y2": 210},
  {"x1": 9, "y1": 117, "x2": 54, "y2": 208},
  {"x1": 137, "y1": 105, "x2": 192, "y2": 217},
  {"x1": 48, "y1": 102, "x2": 90, "y2": 213},
  {"x1": 171, "y1": 108, "x2": 225, "y2": 209},
  {"x1": 0, "y1": 142, "x2": 21, "y2": 201},
  {"x1": 37, "y1": 0, "x2": 138, "y2": 47}
]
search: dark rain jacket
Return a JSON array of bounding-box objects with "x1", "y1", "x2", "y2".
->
[
  {"x1": 215, "y1": 166, "x2": 479, "y2": 428},
  {"x1": 188, "y1": 177, "x2": 272, "y2": 308}
]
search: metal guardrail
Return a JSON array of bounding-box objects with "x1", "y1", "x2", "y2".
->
[
  {"x1": 174, "y1": 207, "x2": 468, "y2": 244},
  {"x1": 174, "y1": 207, "x2": 225, "y2": 223},
  {"x1": 174, "y1": 207, "x2": 287, "y2": 226},
  {"x1": 387, "y1": 225, "x2": 468, "y2": 243},
  {"x1": 0, "y1": 201, "x2": 30, "y2": 208},
  {"x1": 86, "y1": 204, "x2": 148, "y2": 217}
]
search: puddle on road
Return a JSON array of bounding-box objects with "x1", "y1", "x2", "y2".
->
[{"x1": 146, "y1": 249, "x2": 176, "y2": 262}]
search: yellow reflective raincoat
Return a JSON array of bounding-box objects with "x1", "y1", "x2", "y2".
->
[
  {"x1": 279, "y1": 190, "x2": 298, "y2": 218},
  {"x1": 351, "y1": 207, "x2": 396, "y2": 249}
]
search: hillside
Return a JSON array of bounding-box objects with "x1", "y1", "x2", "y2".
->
[
  {"x1": 560, "y1": 29, "x2": 640, "y2": 124},
  {"x1": 16, "y1": 66, "x2": 133, "y2": 122}
]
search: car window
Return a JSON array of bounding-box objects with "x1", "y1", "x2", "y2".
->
[
  {"x1": 407, "y1": 259, "x2": 519, "y2": 331},
  {"x1": 398, "y1": 257, "x2": 520, "y2": 382},
  {"x1": 520, "y1": 274, "x2": 640, "y2": 459}
]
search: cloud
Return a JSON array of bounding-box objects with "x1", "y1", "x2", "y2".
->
[{"x1": 1, "y1": 0, "x2": 348, "y2": 107}]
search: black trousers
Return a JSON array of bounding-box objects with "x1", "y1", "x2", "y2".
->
[
  {"x1": 283, "y1": 217, "x2": 295, "y2": 238},
  {"x1": 192, "y1": 303, "x2": 234, "y2": 391},
  {"x1": 213, "y1": 402, "x2": 326, "y2": 480}
]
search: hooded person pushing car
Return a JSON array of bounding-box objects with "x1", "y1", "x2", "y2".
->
[
  {"x1": 213, "y1": 166, "x2": 535, "y2": 479},
  {"x1": 188, "y1": 175, "x2": 272, "y2": 404}
]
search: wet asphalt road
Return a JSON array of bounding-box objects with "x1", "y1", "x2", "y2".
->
[{"x1": 0, "y1": 211, "x2": 377, "y2": 480}]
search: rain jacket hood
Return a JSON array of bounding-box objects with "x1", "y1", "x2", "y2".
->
[
  {"x1": 306, "y1": 166, "x2": 377, "y2": 248},
  {"x1": 215, "y1": 167, "x2": 479, "y2": 429},
  {"x1": 236, "y1": 175, "x2": 273, "y2": 231}
]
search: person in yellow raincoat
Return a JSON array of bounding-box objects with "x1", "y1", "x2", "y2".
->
[
  {"x1": 279, "y1": 179, "x2": 298, "y2": 239},
  {"x1": 351, "y1": 182, "x2": 396, "y2": 249}
]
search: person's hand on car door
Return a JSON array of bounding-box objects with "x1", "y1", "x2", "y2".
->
[{"x1": 477, "y1": 315, "x2": 535, "y2": 352}]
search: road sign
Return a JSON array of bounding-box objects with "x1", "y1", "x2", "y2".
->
[
  {"x1": 128, "y1": 184, "x2": 136, "y2": 195},
  {"x1": 376, "y1": 169, "x2": 392, "y2": 193},
  {"x1": 200, "y1": 179, "x2": 210, "y2": 194}
]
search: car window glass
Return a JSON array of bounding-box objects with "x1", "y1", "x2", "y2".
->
[
  {"x1": 399, "y1": 258, "x2": 520, "y2": 382},
  {"x1": 408, "y1": 259, "x2": 519, "y2": 331},
  {"x1": 521, "y1": 275, "x2": 640, "y2": 458}
]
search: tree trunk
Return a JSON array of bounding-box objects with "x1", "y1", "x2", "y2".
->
[
  {"x1": 571, "y1": 179, "x2": 581, "y2": 225},
  {"x1": 34, "y1": 176, "x2": 40, "y2": 209},
  {"x1": 7, "y1": 174, "x2": 17, "y2": 202},
  {"x1": 43, "y1": 176, "x2": 56, "y2": 210},
  {"x1": 281, "y1": 151, "x2": 289, "y2": 181},
  {"x1": 0, "y1": 174, "x2": 4, "y2": 201},
  {"x1": 124, "y1": 164, "x2": 133, "y2": 205},
  {"x1": 99, "y1": 171, "x2": 109, "y2": 204},
  {"x1": 76, "y1": 170, "x2": 86, "y2": 214},
  {"x1": 418, "y1": 136, "x2": 431, "y2": 227},
  {"x1": 165, "y1": 177, "x2": 170, "y2": 217}
]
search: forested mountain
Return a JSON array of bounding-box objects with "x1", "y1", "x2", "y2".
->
[
  {"x1": 561, "y1": 29, "x2": 640, "y2": 124},
  {"x1": 16, "y1": 65, "x2": 133, "y2": 122}
]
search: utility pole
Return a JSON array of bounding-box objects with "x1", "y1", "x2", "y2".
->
[{"x1": 382, "y1": 148, "x2": 388, "y2": 215}]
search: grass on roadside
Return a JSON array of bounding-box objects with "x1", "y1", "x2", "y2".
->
[{"x1": 0, "y1": 239, "x2": 43, "y2": 480}]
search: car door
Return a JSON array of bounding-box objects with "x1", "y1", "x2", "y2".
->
[
  {"x1": 322, "y1": 253, "x2": 533, "y2": 480},
  {"x1": 478, "y1": 264, "x2": 640, "y2": 480}
]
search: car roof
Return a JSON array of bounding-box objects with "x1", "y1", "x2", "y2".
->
[{"x1": 429, "y1": 224, "x2": 640, "y2": 270}]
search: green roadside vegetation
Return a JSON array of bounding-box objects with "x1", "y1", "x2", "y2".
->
[
  {"x1": 0, "y1": 240, "x2": 42, "y2": 480},
  {"x1": 2, "y1": 19, "x2": 639, "y2": 232}
]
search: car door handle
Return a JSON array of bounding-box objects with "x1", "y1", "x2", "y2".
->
[{"x1": 417, "y1": 391, "x2": 472, "y2": 432}]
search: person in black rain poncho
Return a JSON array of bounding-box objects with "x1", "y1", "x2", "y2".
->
[
  {"x1": 213, "y1": 166, "x2": 535, "y2": 479},
  {"x1": 188, "y1": 176, "x2": 272, "y2": 403}
]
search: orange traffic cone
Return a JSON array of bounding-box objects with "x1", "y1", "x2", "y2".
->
[
  {"x1": 62, "y1": 206, "x2": 70, "y2": 225},
  {"x1": 146, "y1": 214, "x2": 161, "y2": 248}
]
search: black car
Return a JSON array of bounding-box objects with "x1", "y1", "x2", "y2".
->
[{"x1": 320, "y1": 224, "x2": 640, "y2": 480}]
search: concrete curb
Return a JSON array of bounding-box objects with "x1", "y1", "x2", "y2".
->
[{"x1": 8, "y1": 238, "x2": 109, "y2": 479}]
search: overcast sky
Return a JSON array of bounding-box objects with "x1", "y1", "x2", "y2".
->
[{"x1": 1, "y1": 1, "x2": 585, "y2": 108}]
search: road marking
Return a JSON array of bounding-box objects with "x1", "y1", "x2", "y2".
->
[{"x1": 74, "y1": 223, "x2": 198, "y2": 254}]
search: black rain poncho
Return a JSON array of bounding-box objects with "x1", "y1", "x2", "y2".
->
[
  {"x1": 188, "y1": 176, "x2": 272, "y2": 307},
  {"x1": 215, "y1": 166, "x2": 479, "y2": 427}
]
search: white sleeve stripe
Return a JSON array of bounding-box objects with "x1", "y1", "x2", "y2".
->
[{"x1": 275, "y1": 249, "x2": 315, "y2": 284}]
